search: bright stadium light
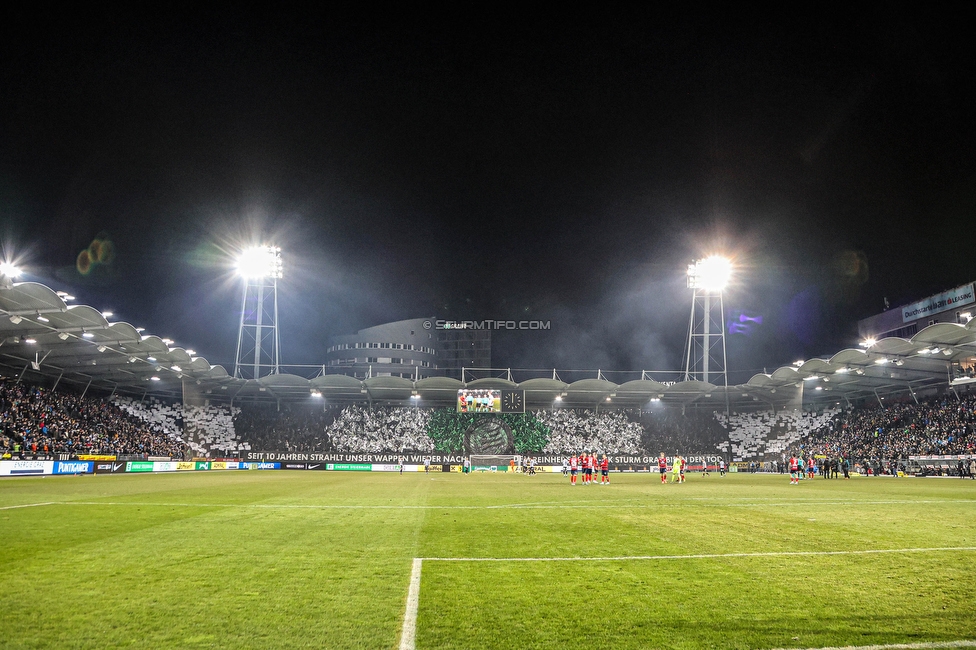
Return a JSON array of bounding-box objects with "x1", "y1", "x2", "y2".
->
[
  {"x1": 686, "y1": 255, "x2": 732, "y2": 293},
  {"x1": 236, "y1": 246, "x2": 283, "y2": 279},
  {"x1": 0, "y1": 261, "x2": 22, "y2": 278}
]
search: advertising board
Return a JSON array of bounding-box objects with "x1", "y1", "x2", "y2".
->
[
  {"x1": 53, "y1": 460, "x2": 94, "y2": 475},
  {"x1": 0, "y1": 460, "x2": 54, "y2": 476}
]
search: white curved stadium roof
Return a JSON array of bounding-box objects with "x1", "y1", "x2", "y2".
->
[{"x1": 1, "y1": 280, "x2": 972, "y2": 408}]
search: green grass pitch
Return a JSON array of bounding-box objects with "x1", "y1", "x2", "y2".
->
[{"x1": 1, "y1": 470, "x2": 974, "y2": 649}]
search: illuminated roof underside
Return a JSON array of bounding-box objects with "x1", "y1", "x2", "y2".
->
[{"x1": 1, "y1": 281, "x2": 972, "y2": 406}]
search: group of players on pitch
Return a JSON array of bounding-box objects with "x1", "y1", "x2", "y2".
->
[
  {"x1": 558, "y1": 452, "x2": 846, "y2": 485},
  {"x1": 562, "y1": 452, "x2": 730, "y2": 485},
  {"x1": 786, "y1": 453, "x2": 832, "y2": 484},
  {"x1": 655, "y1": 452, "x2": 727, "y2": 484},
  {"x1": 563, "y1": 452, "x2": 611, "y2": 485}
]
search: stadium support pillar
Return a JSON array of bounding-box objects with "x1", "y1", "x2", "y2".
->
[{"x1": 908, "y1": 382, "x2": 919, "y2": 405}]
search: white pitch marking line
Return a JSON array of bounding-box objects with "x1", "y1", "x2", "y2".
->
[
  {"x1": 399, "y1": 558, "x2": 422, "y2": 650},
  {"x1": 0, "y1": 501, "x2": 55, "y2": 511},
  {"x1": 421, "y1": 546, "x2": 976, "y2": 562},
  {"x1": 769, "y1": 640, "x2": 976, "y2": 650},
  {"x1": 46, "y1": 499, "x2": 976, "y2": 510}
]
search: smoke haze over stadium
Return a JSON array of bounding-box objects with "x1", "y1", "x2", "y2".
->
[{"x1": 1, "y1": 11, "x2": 972, "y2": 379}]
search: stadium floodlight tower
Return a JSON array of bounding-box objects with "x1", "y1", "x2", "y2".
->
[
  {"x1": 683, "y1": 256, "x2": 731, "y2": 388},
  {"x1": 234, "y1": 246, "x2": 283, "y2": 380}
]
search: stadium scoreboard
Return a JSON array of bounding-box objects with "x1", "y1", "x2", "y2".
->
[{"x1": 457, "y1": 389, "x2": 524, "y2": 413}]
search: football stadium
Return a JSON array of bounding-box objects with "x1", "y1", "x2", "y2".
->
[
  {"x1": 4, "y1": 13, "x2": 976, "y2": 650},
  {"x1": 2, "y1": 262, "x2": 975, "y2": 649}
]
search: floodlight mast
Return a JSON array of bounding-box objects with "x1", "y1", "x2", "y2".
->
[
  {"x1": 683, "y1": 256, "x2": 730, "y2": 389},
  {"x1": 234, "y1": 246, "x2": 283, "y2": 380}
]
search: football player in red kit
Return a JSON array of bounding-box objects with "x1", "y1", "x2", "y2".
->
[
  {"x1": 658, "y1": 453, "x2": 668, "y2": 484},
  {"x1": 600, "y1": 455, "x2": 610, "y2": 484},
  {"x1": 569, "y1": 454, "x2": 578, "y2": 485},
  {"x1": 789, "y1": 454, "x2": 801, "y2": 484}
]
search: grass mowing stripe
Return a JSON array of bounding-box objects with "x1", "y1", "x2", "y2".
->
[
  {"x1": 420, "y1": 546, "x2": 976, "y2": 561},
  {"x1": 769, "y1": 640, "x2": 976, "y2": 650},
  {"x1": 0, "y1": 501, "x2": 55, "y2": 510},
  {"x1": 399, "y1": 558, "x2": 423, "y2": 650}
]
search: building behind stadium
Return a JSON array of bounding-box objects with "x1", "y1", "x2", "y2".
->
[
  {"x1": 325, "y1": 317, "x2": 491, "y2": 380},
  {"x1": 859, "y1": 281, "x2": 975, "y2": 341}
]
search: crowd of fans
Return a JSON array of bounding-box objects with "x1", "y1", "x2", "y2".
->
[
  {"x1": 952, "y1": 362, "x2": 976, "y2": 381},
  {"x1": 0, "y1": 379, "x2": 187, "y2": 458},
  {"x1": 325, "y1": 406, "x2": 434, "y2": 453},
  {"x1": 800, "y1": 394, "x2": 976, "y2": 467},
  {"x1": 537, "y1": 409, "x2": 643, "y2": 454},
  {"x1": 717, "y1": 408, "x2": 841, "y2": 461},
  {"x1": 4, "y1": 376, "x2": 976, "y2": 465},
  {"x1": 228, "y1": 406, "x2": 719, "y2": 456},
  {"x1": 233, "y1": 404, "x2": 341, "y2": 453},
  {"x1": 113, "y1": 397, "x2": 244, "y2": 457},
  {"x1": 639, "y1": 410, "x2": 730, "y2": 455}
]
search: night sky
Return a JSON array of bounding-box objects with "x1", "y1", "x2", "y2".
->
[{"x1": 2, "y1": 12, "x2": 973, "y2": 381}]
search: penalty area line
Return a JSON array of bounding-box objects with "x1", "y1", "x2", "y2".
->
[
  {"x1": 399, "y1": 558, "x2": 422, "y2": 650},
  {"x1": 421, "y1": 546, "x2": 976, "y2": 562},
  {"x1": 770, "y1": 640, "x2": 976, "y2": 650}
]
